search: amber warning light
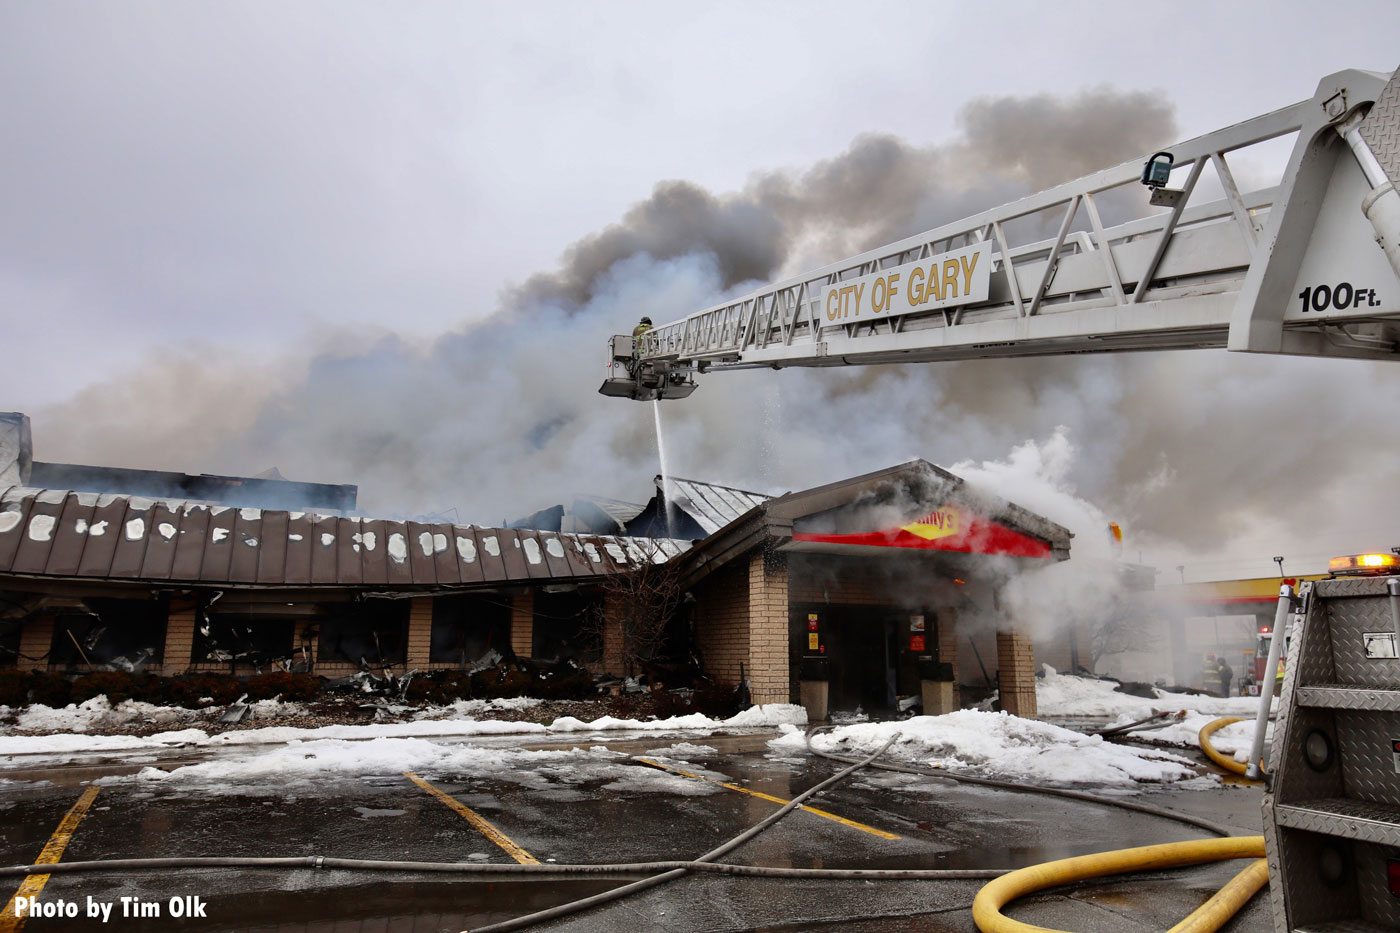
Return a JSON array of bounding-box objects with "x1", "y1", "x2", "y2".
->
[{"x1": 1328, "y1": 553, "x2": 1400, "y2": 575}]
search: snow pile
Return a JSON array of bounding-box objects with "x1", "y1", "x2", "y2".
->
[
  {"x1": 413, "y1": 697, "x2": 544, "y2": 720},
  {"x1": 1037, "y1": 667, "x2": 1262, "y2": 719},
  {"x1": 121, "y1": 740, "x2": 725, "y2": 796},
  {"x1": 1, "y1": 703, "x2": 806, "y2": 756},
  {"x1": 15, "y1": 697, "x2": 199, "y2": 733},
  {"x1": 771, "y1": 710, "x2": 1199, "y2": 787},
  {"x1": 0, "y1": 728, "x2": 207, "y2": 756},
  {"x1": 645, "y1": 742, "x2": 718, "y2": 759},
  {"x1": 1121, "y1": 712, "x2": 1271, "y2": 760}
]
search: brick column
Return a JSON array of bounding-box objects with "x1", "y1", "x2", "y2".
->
[
  {"x1": 406, "y1": 596, "x2": 434, "y2": 668},
  {"x1": 292, "y1": 619, "x2": 319, "y2": 671},
  {"x1": 747, "y1": 550, "x2": 790, "y2": 705},
  {"x1": 996, "y1": 629, "x2": 1037, "y2": 717},
  {"x1": 17, "y1": 613, "x2": 54, "y2": 672},
  {"x1": 510, "y1": 590, "x2": 533, "y2": 659},
  {"x1": 161, "y1": 606, "x2": 197, "y2": 676},
  {"x1": 936, "y1": 607, "x2": 961, "y2": 708},
  {"x1": 601, "y1": 591, "x2": 625, "y2": 676}
]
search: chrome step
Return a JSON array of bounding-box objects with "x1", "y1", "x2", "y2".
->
[
  {"x1": 1295, "y1": 685, "x2": 1400, "y2": 711},
  {"x1": 1276, "y1": 798, "x2": 1400, "y2": 847}
]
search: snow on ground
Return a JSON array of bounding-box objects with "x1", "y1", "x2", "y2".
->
[
  {"x1": 9, "y1": 696, "x2": 307, "y2": 735},
  {"x1": 412, "y1": 697, "x2": 544, "y2": 720},
  {"x1": 1036, "y1": 666, "x2": 1261, "y2": 719},
  {"x1": 0, "y1": 701, "x2": 807, "y2": 757},
  {"x1": 114, "y1": 740, "x2": 726, "y2": 797},
  {"x1": 1125, "y1": 713, "x2": 1270, "y2": 762},
  {"x1": 771, "y1": 710, "x2": 1201, "y2": 787}
]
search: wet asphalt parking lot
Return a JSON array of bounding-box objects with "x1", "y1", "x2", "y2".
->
[{"x1": 0, "y1": 730, "x2": 1271, "y2": 932}]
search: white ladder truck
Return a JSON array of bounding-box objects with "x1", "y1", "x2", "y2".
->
[{"x1": 601, "y1": 66, "x2": 1400, "y2": 931}]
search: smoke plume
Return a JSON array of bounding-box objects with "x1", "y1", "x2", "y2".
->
[{"x1": 28, "y1": 83, "x2": 1400, "y2": 583}]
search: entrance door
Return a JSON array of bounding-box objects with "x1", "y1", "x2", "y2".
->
[{"x1": 792, "y1": 604, "x2": 931, "y2": 713}]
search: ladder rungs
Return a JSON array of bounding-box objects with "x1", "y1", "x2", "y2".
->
[
  {"x1": 1276, "y1": 798, "x2": 1400, "y2": 847},
  {"x1": 1296, "y1": 685, "x2": 1400, "y2": 711}
]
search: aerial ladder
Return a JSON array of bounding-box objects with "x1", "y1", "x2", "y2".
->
[
  {"x1": 601, "y1": 67, "x2": 1400, "y2": 931},
  {"x1": 601, "y1": 67, "x2": 1400, "y2": 402}
]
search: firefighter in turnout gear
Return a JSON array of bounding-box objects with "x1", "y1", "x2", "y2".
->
[
  {"x1": 1202, "y1": 654, "x2": 1223, "y2": 696},
  {"x1": 632, "y1": 316, "x2": 653, "y2": 338}
]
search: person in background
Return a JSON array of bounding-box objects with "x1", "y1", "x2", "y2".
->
[
  {"x1": 1202, "y1": 654, "x2": 1223, "y2": 696},
  {"x1": 1217, "y1": 656, "x2": 1234, "y2": 698},
  {"x1": 633, "y1": 316, "x2": 653, "y2": 337}
]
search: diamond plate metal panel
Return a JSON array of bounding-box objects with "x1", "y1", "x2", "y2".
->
[
  {"x1": 1275, "y1": 708, "x2": 1346, "y2": 804},
  {"x1": 1262, "y1": 809, "x2": 1290, "y2": 932},
  {"x1": 1272, "y1": 825, "x2": 1364, "y2": 929},
  {"x1": 1353, "y1": 839, "x2": 1400, "y2": 928},
  {"x1": 1337, "y1": 712, "x2": 1400, "y2": 807},
  {"x1": 1316, "y1": 582, "x2": 1400, "y2": 688},
  {"x1": 1297, "y1": 922, "x2": 1400, "y2": 932},
  {"x1": 1298, "y1": 686, "x2": 1400, "y2": 711},
  {"x1": 1358, "y1": 68, "x2": 1400, "y2": 189},
  {"x1": 1277, "y1": 799, "x2": 1400, "y2": 846}
]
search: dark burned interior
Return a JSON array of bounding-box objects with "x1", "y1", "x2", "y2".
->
[
  {"x1": 430, "y1": 594, "x2": 509, "y2": 665},
  {"x1": 44, "y1": 596, "x2": 169, "y2": 669},
  {"x1": 532, "y1": 590, "x2": 603, "y2": 663}
]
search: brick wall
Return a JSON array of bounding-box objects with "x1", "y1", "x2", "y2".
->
[
  {"x1": 936, "y1": 606, "x2": 961, "y2": 706},
  {"x1": 406, "y1": 597, "x2": 433, "y2": 669},
  {"x1": 161, "y1": 606, "x2": 197, "y2": 676},
  {"x1": 599, "y1": 591, "x2": 625, "y2": 676},
  {"x1": 997, "y1": 629, "x2": 1037, "y2": 717},
  {"x1": 694, "y1": 560, "x2": 750, "y2": 689},
  {"x1": 510, "y1": 590, "x2": 533, "y2": 658},
  {"x1": 16, "y1": 613, "x2": 53, "y2": 672},
  {"x1": 748, "y1": 550, "x2": 789, "y2": 705}
]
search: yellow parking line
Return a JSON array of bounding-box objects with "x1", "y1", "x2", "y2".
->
[
  {"x1": 0, "y1": 785, "x2": 101, "y2": 932},
  {"x1": 404, "y1": 771, "x2": 539, "y2": 864},
  {"x1": 636, "y1": 758, "x2": 900, "y2": 840}
]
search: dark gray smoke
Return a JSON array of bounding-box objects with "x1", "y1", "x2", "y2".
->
[{"x1": 30, "y1": 81, "x2": 1400, "y2": 576}]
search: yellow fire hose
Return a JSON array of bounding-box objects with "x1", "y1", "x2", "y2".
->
[
  {"x1": 972, "y1": 836, "x2": 1267, "y2": 933},
  {"x1": 1198, "y1": 716, "x2": 1264, "y2": 778}
]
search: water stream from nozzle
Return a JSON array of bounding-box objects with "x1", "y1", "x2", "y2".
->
[{"x1": 653, "y1": 400, "x2": 676, "y2": 538}]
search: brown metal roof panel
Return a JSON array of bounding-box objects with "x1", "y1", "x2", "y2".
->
[
  {"x1": 227, "y1": 507, "x2": 264, "y2": 583},
  {"x1": 171, "y1": 504, "x2": 212, "y2": 581},
  {"x1": 535, "y1": 531, "x2": 575, "y2": 579},
  {"x1": 11, "y1": 490, "x2": 68, "y2": 575},
  {"x1": 46, "y1": 493, "x2": 97, "y2": 577},
  {"x1": 138, "y1": 502, "x2": 184, "y2": 580},
  {"x1": 353, "y1": 519, "x2": 387, "y2": 585},
  {"x1": 448, "y1": 526, "x2": 485, "y2": 584},
  {"x1": 0, "y1": 488, "x2": 36, "y2": 571},
  {"x1": 552, "y1": 533, "x2": 592, "y2": 577},
  {"x1": 283, "y1": 512, "x2": 314, "y2": 586},
  {"x1": 109, "y1": 499, "x2": 155, "y2": 579},
  {"x1": 474, "y1": 528, "x2": 509, "y2": 583},
  {"x1": 76, "y1": 495, "x2": 127, "y2": 577},
  {"x1": 256, "y1": 511, "x2": 290, "y2": 584},
  {"x1": 403, "y1": 522, "x2": 439, "y2": 585},
  {"x1": 510, "y1": 528, "x2": 549, "y2": 580},
  {"x1": 200, "y1": 506, "x2": 239, "y2": 583},
  {"x1": 494, "y1": 528, "x2": 531, "y2": 581},
  {"x1": 565, "y1": 534, "x2": 605, "y2": 575},
  {"x1": 382, "y1": 522, "x2": 415, "y2": 586},
  {"x1": 595, "y1": 536, "x2": 632, "y2": 574},
  {"x1": 310, "y1": 515, "x2": 340, "y2": 584},
  {"x1": 430, "y1": 523, "x2": 461, "y2": 585},
  {"x1": 335, "y1": 518, "x2": 365, "y2": 585}
]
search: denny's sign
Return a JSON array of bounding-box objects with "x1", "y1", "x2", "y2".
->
[
  {"x1": 793, "y1": 503, "x2": 1052, "y2": 558},
  {"x1": 821, "y1": 242, "x2": 993, "y2": 327}
]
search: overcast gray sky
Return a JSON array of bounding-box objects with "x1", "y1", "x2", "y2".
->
[{"x1": 3, "y1": 1, "x2": 1399, "y2": 580}]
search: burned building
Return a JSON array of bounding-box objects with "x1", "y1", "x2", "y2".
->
[{"x1": 2, "y1": 412, "x2": 1103, "y2": 718}]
